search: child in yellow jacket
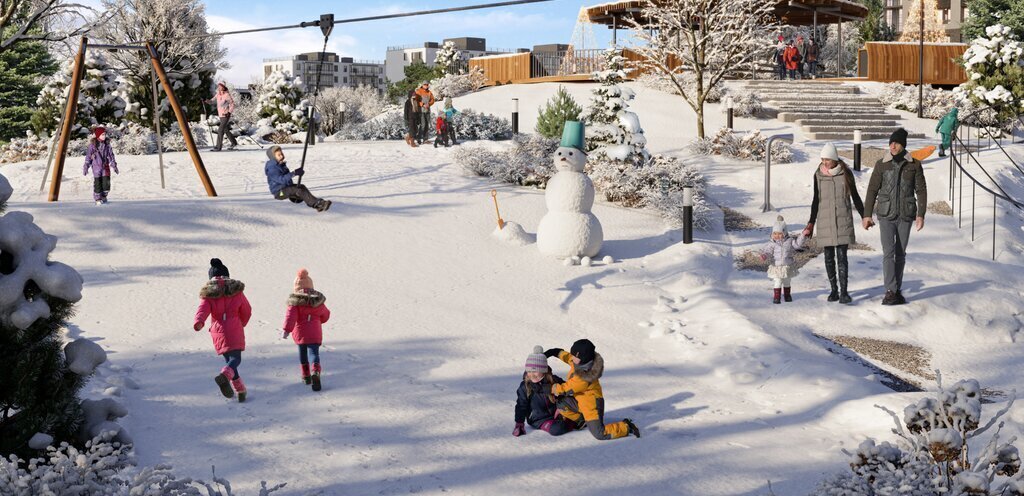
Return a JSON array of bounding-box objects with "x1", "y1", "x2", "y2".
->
[{"x1": 543, "y1": 339, "x2": 640, "y2": 440}]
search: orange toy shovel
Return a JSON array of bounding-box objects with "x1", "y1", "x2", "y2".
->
[{"x1": 491, "y1": 190, "x2": 505, "y2": 229}]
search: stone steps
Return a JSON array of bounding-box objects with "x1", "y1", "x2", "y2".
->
[
  {"x1": 768, "y1": 99, "x2": 883, "y2": 107},
  {"x1": 803, "y1": 125, "x2": 910, "y2": 134},
  {"x1": 796, "y1": 119, "x2": 900, "y2": 127},
  {"x1": 779, "y1": 112, "x2": 899, "y2": 122},
  {"x1": 806, "y1": 131, "x2": 925, "y2": 140},
  {"x1": 752, "y1": 87, "x2": 861, "y2": 95}
]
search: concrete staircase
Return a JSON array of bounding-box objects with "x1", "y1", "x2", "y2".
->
[{"x1": 742, "y1": 80, "x2": 925, "y2": 141}]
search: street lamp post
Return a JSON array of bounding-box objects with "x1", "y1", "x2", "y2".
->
[
  {"x1": 682, "y1": 186, "x2": 694, "y2": 244},
  {"x1": 512, "y1": 98, "x2": 519, "y2": 135},
  {"x1": 853, "y1": 129, "x2": 862, "y2": 171},
  {"x1": 726, "y1": 96, "x2": 735, "y2": 130},
  {"x1": 339, "y1": 101, "x2": 347, "y2": 130},
  {"x1": 918, "y1": 0, "x2": 925, "y2": 118}
]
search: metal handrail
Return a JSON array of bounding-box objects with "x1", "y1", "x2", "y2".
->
[{"x1": 760, "y1": 133, "x2": 794, "y2": 212}]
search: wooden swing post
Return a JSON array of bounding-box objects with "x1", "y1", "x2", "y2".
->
[{"x1": 48, "y1": 37, "x2": 88, "y2": 202}]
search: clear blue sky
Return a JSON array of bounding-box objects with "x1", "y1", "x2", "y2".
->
[{"x1": 204, "y1": 0, "x2": 615, "y2": 84}]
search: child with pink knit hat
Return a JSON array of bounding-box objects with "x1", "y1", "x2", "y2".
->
[
  {"x1": 513, "y1": 346, "x2": 579, "y2": 437},
  {"x1": 282, "y1": 268, "x2": 331, "y2": 391}
]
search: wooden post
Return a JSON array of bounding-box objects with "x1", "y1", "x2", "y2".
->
[
  {"x1": 146, "y1": 40, "x2": 216, "y2": 197},
  {"x1": 49, "y1": 37, "x2": 88, "y2": 202}
]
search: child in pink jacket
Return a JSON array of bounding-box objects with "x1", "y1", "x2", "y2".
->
[
  {"x1": 282, "y1": 268, "x2": 331, "y2": 391},
  {"x1": 194, "y1": 258, "x2": 252, "y2": 402}
]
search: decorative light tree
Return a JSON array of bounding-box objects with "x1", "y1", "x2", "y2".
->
[
  {"x1": 560, "y1": 7, "x2": 598, "y2": 76},
  {"x1": 898, "y1": 0, "x2": 950, "y2": 42}
]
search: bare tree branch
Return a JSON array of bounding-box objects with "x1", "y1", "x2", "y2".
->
[{"x1": 0, "y1": 0, "x2": 111, "y2": 52}]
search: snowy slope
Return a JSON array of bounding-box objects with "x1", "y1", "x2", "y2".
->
[{"x1": 1, "y1": 81, "x2": 1022, "y2": 495}]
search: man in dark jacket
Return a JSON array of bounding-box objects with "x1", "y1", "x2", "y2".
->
[
  {"x1": 806, "y1": 38, "x2": 819, "y2": 79},
  {"x1": 403, "y1": 92, "x2": 420, "y2": 147},
  {"x1": 862, "y1": 128, "x2": 927, "y2": 305},
  {"x1": 264, "y1": 145, "x2": 331, "y2": 212}
]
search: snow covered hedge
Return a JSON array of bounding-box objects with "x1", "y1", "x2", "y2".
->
[
  {"x1": 876, "y1": 82, "x2": 1006, "y2": 127},
  {"x1": 0, "y1": 133, "x2": 49, "y2": 163},
  {"x1": 336, "y1": 108, "x2": 511, "y2": 141},
  {"x1": 959, "y1": 24, "x2": 1024, "y2": 122},
  {"x1": 590, "y1": 155, "x2": 712, "y2": 230},
  {"x1": 689, "y1": 128, "x2": 794, "y2": 163},
  {"x1": 814, "y1": 374, "x2": 1024, "y2": 496},
  {"x1": 721, "y1": 90, "x2": 765, "y2": 118},
  {"x1": 454, "y1": 133, "x2": 558, "y2": 187},
  {"x1": 637, "y1": 73, "x2": 726, "y2": 103},
  {"x1": 429, "y1": 67, "x2": 488, "y2": 99}
]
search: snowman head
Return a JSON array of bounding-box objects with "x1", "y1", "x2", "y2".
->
[{"x1": 554, "y1": 146, "x2": 587, "y2": 172}]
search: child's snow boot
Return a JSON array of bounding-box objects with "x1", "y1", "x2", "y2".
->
[
  {"x1": 772, "y1": 288, "x2": 782, "y2": 304},
  {"x1": 783, "y1": 287, "x2": 793, "y2": 302},
  {"x1": 311, "y1": 363, "x2": 322, "y2": 392},
  {"x1": 215, "y1": 366, "x2": 234, "y2": 398},
  {"x1": 301, "y1": 363, "x2": 311, "y2": 385},
  {"x1": 623, "y1": 418, "x2": 641, "y2": 438},
  {"x1": 231, "y1": 377, "x2": 247, "y2": 402}
]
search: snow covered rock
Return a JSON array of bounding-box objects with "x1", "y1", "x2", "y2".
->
[
  {"x1": 492, "y1": 221, "x2": 535, "y2": 246},
  {"x1": 0, "y1": 172, "x2": 11, "y2": 204},
  {"x1": 0, "y1": 211, "x2": 83, "y2": 330},
  {"x1": 79, "y1": 398, "x2": 131, "y2": 445},
  {"x1": 64, "y1": 338, "x2": 107, "y2": 376},
  {"x1": 27, "y1": 433, "x2": 53, "y2": 450}
]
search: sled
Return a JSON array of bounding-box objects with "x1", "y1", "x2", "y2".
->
[{"x1": 911, "y1": 145, "x2": 936, "y2": 162}]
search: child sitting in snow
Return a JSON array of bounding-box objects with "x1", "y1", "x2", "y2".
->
[
  {"x1": 513, "y1": 346, "x2": 578, "y2": 437},
  {"x1": 82, "y1": 126, "x2": 119, "y2": 205},
  {"x1": 541, "y1": 339, "x2": 640, "y2": 440},
  {"x1": 282, "y1": 268, "x2": 331, "y2": 392},
  {"x1": 760, "y1": 215, "x2": 809, "y2": 304},
  {"x1": 193, "y1": 258, "x2": 252, "y2": 402},
  {"x1": 264, "y1": 145, "x2": 331, "y2": 212}
]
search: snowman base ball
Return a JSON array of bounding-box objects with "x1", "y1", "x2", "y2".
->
[{"x1": 537, "y1": 212, "x2": 603, "y2": 258}]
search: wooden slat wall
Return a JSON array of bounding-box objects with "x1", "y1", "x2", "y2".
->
[
  {"x1": 622, "y1": 48, "x2": 681, "y2": 76},
  {"x1": 469, "y1": 53, "x2": 532, "y2": 86},
  {"x1": 864, "y1": 42, "x2": 968, "y2": 85}
]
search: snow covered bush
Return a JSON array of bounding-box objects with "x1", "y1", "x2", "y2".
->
[
  {"x1": 819, "y1": 23, "x2": 862, "y2": 77},
  {"x1": 451, "y1": 110, "x2": 512, "y2": 140},
  {"x1": 159, "y1": 125, "x2": 209, "y2": 152},
  {"x1": 878, "y1": 82, "x2": 1005, "y2": 126},
  {"x1": 256, "y1": 70, "x2": 311, "y2": 138},
  {"x1": 590, "y1": 154, "x2": 712, "y2": 230},
  {"x1": 0, "y1": 133, "x2": 49, "y2": 164},
  {"x1": 111, "y1": 122, "x2": 158, "y2": 155},
  {"x1": 689, "y1": 128, "x2": 793, "y2": 163},
  {"x1": 721, "y1": 90, "x2": 765, "y2": 118},
  {"x1": 434, "y1": 40, "x2": 463, "y2": 76},
  {"x1": 336, "y1": 108, "x2": 411, "y2": 140},
  {"x1": 315, "y1": 85, "x2": 388, "y2": 135},
  {"x1": 454, "y1": 133, "x2": 559, "y2": 187},
  {"x1": 536, "y1": 86, "x2": 583, "y2": 139},
  {"x1": 960, "y1": 24, "x2": 1024, "y2": 122},
  {"x1": 31, "y1": 51, "x2": 127, "y2": 138},
  {"x1": 585, "y1": 48, "x2": 650, "y2": 167},
  {"x1": 814, "y1": 373, "x2": 1024, "y2": 495},
  {"x1": 636, "y1": 73, "x2": 727, "y2": 103},
  {"x1": 430, "y1": 67, "x2": 488, "y2": 99}
]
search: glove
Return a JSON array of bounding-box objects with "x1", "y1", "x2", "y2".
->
[
  {"x1": 113, "y1": 167, "x2": 119, "y2": 175},
  {"x1": 83, "y1": 168, "x2": 89, "y2": 176},
  {"x1": 543, "y1": 348, "x2": 563, "y2": 358},
  {"x1": 281, "y1": 330, "x2": 291, "y2": 339},
  {"x1": 513, "y1": 422, "x2": 525, "y2": 437},
  {"x1": 193, "y1": 322, "x2": 203, "y2": 332},
  {"x1": 759, "y1": 254, "x2": 767, "y2": 262},
  {"x1": 294, "y1": 168, "x2": 305, "y2": 177}
]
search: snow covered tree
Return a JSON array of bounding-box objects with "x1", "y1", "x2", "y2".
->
[
  {"x1": 256, "y1": 70, "x2": 311, "y2": 137},
  {"x1": 0, "y1": 1, "x2": 110, "y2": 53},
  {"x1": 0, "y1": 32, "x2": 56, "y2": 142},
  {"x1": 434, "y1": 40, "x2": 463, "y2": 75},
  {"x1": 315, "y1": 85, "x2": 388, "y2": 135},
  {"x1": 959, "y1": 24, "x2": 1024, "y2": 123},
  {"x1": 628, "y1": 0, "x2": 777, "y2": 139},
  {"x1": 536, "y1": 86, "x2": 583, "y2": 139},
  {"x1": 584, "y1": 48, "x2": 649, "y2": 167},
  {"x1": 819, "y1": 23, "x2": 864, "y2": 77},
  {"x1": 0, "y1": 173, "x2": 91, "y2": 460},
  {"x1": 898, "y1": 0, "x2": 949, "y2": 42},
  {"x1": 858, "y1": 0, "x2": 896, "y2": 42},
  {"x1": 962, "y1": 0, "x2": 1024, "y2": 42},
  {"x1": 31, "y1": 51, "x2": 126, "y2": 138},
  {"x1": 95, "y1": 0, "x2": 227, "y2": 130}
]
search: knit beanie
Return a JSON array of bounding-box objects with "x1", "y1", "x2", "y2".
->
[
  {"x1": 570, "y1": 339, "x2": 596, "y2": 365},
  {"x1": 889, "y1": 128, "x2": 908, "y2": 148},
  {"x1": 93, "y1": 127, "x2": 106, "y2": 140},
  {"x1": 209, "y1": 258, "x2": 229, "y2": 279},
  {"x1": 294, "y1": 268, "x2": 314, "y2": 292},
  {"x1": 524, "y1": 345, "x2": 548, "y2": 373},
  {"x1": 266, "y1": 145, "x2": 282, "y2": 161},
  {"x1": 820, "y1": 142, "x2": 839, "y2": 161},
  {"x1": 772, "y1": 215, "x2": 788, "y2": 234}
]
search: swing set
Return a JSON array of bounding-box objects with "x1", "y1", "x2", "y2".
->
[{"x1": 44, "y1": 0, "x2": 552, "y2": 202}]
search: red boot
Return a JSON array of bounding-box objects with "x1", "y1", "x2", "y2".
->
[
  {"x1": 300, "y1": 363, "x2": 311, "y2": 385},
  {"x1": 231, "y1": 377, "x2": 247, "y2": 402},
  {"x1": 215, "y1": 366, "x2": 234, "y2": 398},
  {"x1": 783, "y1": 287, "x2": 793, "y2": 302},
  {"x1": 773, "y1": 288, "x2": 782, "y2": 304},
  {"x1": 311, "y1": 363, "x2": 322, "y2": 392}
]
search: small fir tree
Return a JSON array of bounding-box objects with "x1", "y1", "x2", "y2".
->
[
  {"x1": 584, "y1": 48, "x2": 649, "y2": 167},
  {"x1": 0, "y1": 34, "x2": 57, "y2": 142},
  {"x1": 256, "y1": 70, "x2": 311, "y2": 135},
  {"x1": 434, "y1": 41, "x2": 463, "y2": 75},
  {"x1": 535, "y1": 86, "x2": 583, "y2": 139},
  {"x1": 961, "y1": 0, "x2": 1024, "y2": 42},
  {"x1": 959, "y1": 24, "x2": 1024, "y2": 123}
]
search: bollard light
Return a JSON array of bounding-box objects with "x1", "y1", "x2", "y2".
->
[
  {"x1": 853, "y1": 129, "x2": 862, "y2": 171},
  {"x1": 512, "y1": 98, "x2": 520, "y2": 135},
  {"x1": 726, "y1": 96, "x2": 735, "y2": 130},
  {"x1": 682, "y1": 185, "x2": 694, "y2": 244},
  {"x1": 339, "y1": 101, "x2": 347, "y2": 129}
]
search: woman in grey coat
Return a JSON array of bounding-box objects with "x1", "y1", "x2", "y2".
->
[{"x1": 804, "y1": 143, "x2": 866, "y2": 304}]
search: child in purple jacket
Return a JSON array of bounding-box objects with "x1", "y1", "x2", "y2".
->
[{"x1": 83, "y1": 127, "x2": 119, "y2": 204}]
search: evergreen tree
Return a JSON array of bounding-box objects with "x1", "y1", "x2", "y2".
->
[
  {"x1": 434, "y1": 41, "x2": 463, "y2": 75},
  {"x1": 386, "y1": 62, "x2": 443, "y2": 103},
  {"x1": 584, "y1": 48, "x2": 649, "y2": 167},
  {"x1": 31, "y1": 51, "x2": 126, "y2": 138},
  {"x1": 535, "y1": 86, "x2": 582, "y2": 139},
  {"x1": 0, "y1": 35, "x2": 57, "y2": 143},
  {"x1": 858, "y1": 0, "x2": 896, "y2": 42},
  {"x1": 0, "y1": 175, "x2": 88, "y2": 460},
  {"x1": 961, "y1": 0, "x2": 1024, "y2": 42},
  {"x1": 256, "y1": 70, "x2": 311, "y2": 135}
]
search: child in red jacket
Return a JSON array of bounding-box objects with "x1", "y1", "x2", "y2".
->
[
  {"x1": 282, "y1": 268, "x2": 332, "y2": 391},
  {"x1": 433, "y1": 114, "x2": 449, "y2": 148},
  {"x1": 194, "y1": 258, "x2": 252, "y2": 402}
]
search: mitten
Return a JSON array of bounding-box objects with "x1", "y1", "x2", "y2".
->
[
  {"x1": 113, "y1": 166, "x2": 119, "y2": 175},
  {"x1": 294, "y1": 168, "x2": 305, "y2": 177},
  {"x1": 193, "y1": 322, "x2": 203, "y2": 331},
  {"x1": 513, "y1": 422, "x2": 525, "y2": 437},
  {"x1": 281, "y1": 330, "x2": 291, "y2": 339},
  {"x1": 543, "y1": 348, "x2": 563, "y2": 358}
]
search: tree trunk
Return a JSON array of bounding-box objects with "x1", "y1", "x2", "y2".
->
[{"x1": 696, "y1": 107, "x2": 705, "y2": 140}]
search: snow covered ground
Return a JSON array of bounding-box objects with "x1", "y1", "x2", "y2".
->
[{"x1": 2, "y1": 81, "x2": 1024, "y2": 495}]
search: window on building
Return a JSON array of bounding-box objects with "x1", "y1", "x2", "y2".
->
[
  {"x1": 335, "y1": 76, "x2": 338, "y2": 83},
  {"x1": 344, "y1": 77, "x2": 348, "y2": 83},
  {"x1": 941, "y1": 8, "x2": 950, "y2": 23},
  {"x1": 403, "y1": 53, "x2": 408, "y2": 61},
  {"x1": 412, "y1": 52, "x2": 423, "y2": 64}
]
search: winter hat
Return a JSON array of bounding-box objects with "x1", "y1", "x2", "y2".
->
[
  {"x1": 209, "y1": 258, "x2": 229, "y2": 279},
  {"x1": 560, "y1": 121, "x2": 587, "y2": 153},
  {"x1": 294, "y1": 268, "x2": 314, "y2": 292},
  {"x1": 889, "y1": 128, "x2": 908, "y2": 148},
  {"x1": 93, "y1": 126, "x2": 106, "y2": 140},
  {"x1": 524, "y1": 345, "x2": 548, "y2": 373},
  {"x1": 570, "y1": 338, "x2": 596, "y2": 365},
  {"x1": 772, "y1": 215, "x2": 788, "y2": 234},
  {"x1": 267, "y1": 145, "x2": 282, "y2": 161},
  {"x1": 820, "y1": 142, "x2": 839, "y2": 161}
]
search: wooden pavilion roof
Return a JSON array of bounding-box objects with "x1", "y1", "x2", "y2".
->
[{"x1": 584, "y1": 0, "x2": 868, "y2": 27}]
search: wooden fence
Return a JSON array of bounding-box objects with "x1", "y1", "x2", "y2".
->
[
  {"x1": 469, "y1": 53, "x2": 531, "y2": 85},
  {"x1": 860, "y1": 42, "x2": 968, "y2": 86},
  {"x1": 469, "y1": 48, "x2": 680, "y2": 85}
]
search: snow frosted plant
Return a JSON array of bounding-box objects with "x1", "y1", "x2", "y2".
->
[
  {"x1": 584, "y1": 47, "x2": 650, "y2": 168},
  {"x1": 429, "y1": 66, "x2": 488, "y2": 99},
  {"x1": 959, "y1": 24, "x2": 1024, "y2": 122},
  {"x1": 433, "y1": 40, "x2": 463, "y2": 76},
  {"x1": 454, "y1": 133, "x2": 559, "y2": 187},
  {"x1": 0, "y1": 132, "x2": 49, "y2": 164},
  {"x1": 814, "y1": 373, "x2": 1024, "y2": 495},
  {"x1": 590, "y1": 154, "x2": 712, "y2": 230},
  {"x1": 536, "y1": 85, "x2": 583, "y2": 139},
  {"x1": 689, "y1": 128, "x2": 793, "y2": 163},
  {"x1": 256, "y1": 70, "x2": 311, "y2": 138},
  {"x1": 31, "y1": 51, "x2": 127, "y2": 138}
]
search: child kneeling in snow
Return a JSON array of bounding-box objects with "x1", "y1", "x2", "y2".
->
[
  {"x1": 542, "y1": 339, "x2": 640, "y2": 440},
  {"x1": 193, "y1": 258, "x2": 252, "y2": 402},
  {"x1": 760, "y1": 215, "x2": 808, "y2": 304},
  {"x1": 83, "y1": 126, "x2": 119, "y2": 204},
  {"x1": 264, "y1": 145, "x2": 331, "y2": 212},
  {"x1": 513, "y1": 346, "x2": 579, "y2": 437},
  {"x1": 282, "y1": 268, "x2": 331, "y2": 392}
]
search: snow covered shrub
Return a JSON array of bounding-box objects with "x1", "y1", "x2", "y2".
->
[
  {"x1": 434, "y1": 40, "x2": 463, "y2": 76},
  {"x1": 689, "y1": 128, "x2": 793, "y2": 163},
  {"x1": 30, "y1": 51, "x2": 127, "y2": 139},
  {"x1": 721, "y1": 90, "x2": 765, "y2": 118},
  {"x1": 589, "y1": 155, "x2": 712, "y2": 230},
  {"x1": 877, "y1": 82, "x2": 1007, "y2": 127},
  {"x1": 256, "y1": 70, "x2": 311, "y2": 137},
  {"x1": 112, "y1": 123, "x2": 158, "y2": 155},
  {"x1": 819, "y1": 23, "x2": 862, "y2": 76},
  {"x1": 335, "y1": 109, "x2": 407, "y2": 140},
  {"x1": 430, "y1": 67, "x2": 488, "y2": 99},
  {"x1": 454, "y1": 133, "x2": 558, "y2": 187},
  {"x1": 585, "y1": 48, "x2": 650, "y2": 167},
  {"x1": 316, "y1": 85, "x2": 388, "y2": 134},
  {"x1": 536, "y1": 86, "x2": 583, "y2": 139},
  {"x1": 159, "y1": 125, "x2": 209, "y2": 152},
  {"x1": 451, "y1": 110, "x2": 512, "y2": 140},
  {"x1": 636, "y1": 71, "x2": 726, "y2": 103},
  {"x1": 0, "y1": 133, "x2": 49, "y2": 163},
  {"x1": 960, "y1": 24, "x2": 1024, "y2": 122},
  {"x1": 813, "y1": 373, "x2": 1024, "y2": 496}
]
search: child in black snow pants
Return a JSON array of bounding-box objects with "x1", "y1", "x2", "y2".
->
[{"x1": 513, "y1": 346, "x2": 580, "y2": 437}]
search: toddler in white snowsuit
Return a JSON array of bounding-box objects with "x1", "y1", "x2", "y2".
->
[{"x1": 760, "y1": 215, "x2": 808, "y2": 304}]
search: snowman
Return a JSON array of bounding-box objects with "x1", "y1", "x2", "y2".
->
[{"x1": 537, "y1": 121, "x2": 603, "y2": 258}]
